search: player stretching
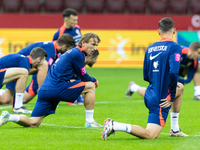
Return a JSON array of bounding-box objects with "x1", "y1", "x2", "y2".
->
[
  {"x1": 102, "y1": 18, "x2": 187, "y2": 140},
  {"x1": 0, "y1": 34, "x2": 75, "y2": 113},
  {"x1": 126, "y1": 43, "x2": 200, "y2": 99},
  {"x1": 0, "y1": 32, "x2": 102, "y2": 128},
  {"x1": 0, "y1": 48, "x2": 47, "y2": 113}
]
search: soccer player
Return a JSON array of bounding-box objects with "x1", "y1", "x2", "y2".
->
[
  {"x1": 0, "y1": 47, "x2": 47, "y2": 113},
  {"x1": 102, "y1": 18, "x2": 187, "y2": 140},
  {"x1": 53, "y1": 8, "x2": 81, "y2": 46},
  {"x1": 53, "y1": 8, "x2": 82, "y2": 105},
  {"x1": 0, "y1": 32, "x2": 102, "y2": 128},
  {"x1": 69, "y1": 49, "x2": 99, "y2": 105},
  {"x1": 126, "y1": 42, "x2": 200, "y2": 100},
  {"x1": 0, "y1": 34, "x2": 75, "y2": 113}
]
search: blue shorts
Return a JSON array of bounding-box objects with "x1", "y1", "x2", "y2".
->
[
  {"x1": 144, "y1": 89, "x2": 170, "y2": 127},
  {"x1": 31, "y1": 80, "x2": 85, "y2": 117},
  {"x1": 6, "y1": 81, "x2": 16, "y2": 91},
  {"x1": 0, "y1": 68, "x2": 7, "y2": 88},
  {"x1": 26, "y1": 74, "x2": 38, "y2": 96}
]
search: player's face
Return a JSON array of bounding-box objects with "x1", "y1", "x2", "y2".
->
[
  {"x1": 66, "y1": 15, "x2": 78, "y2": 29},
  {"x1": 59, "y1": 45, "x2": 73, "y2": 54},
  {"x1": 33, "y1": 57, "x2": 45, "y2": 68},
  {"x1": 191, "y1": 48, "x2": 200, "y2": 60},
  {"x1": 83, "y1": 38, "x2": 98, "y2": 56},
  {"x1": 87, "y1": 56, "x2": 98, "y2": 67}
]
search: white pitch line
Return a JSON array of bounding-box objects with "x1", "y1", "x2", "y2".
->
[
  {"x1": 95, "y1": 100, "x2": 143, "y2": 103},
  {"x1": 0, "y1": 104, "x2": 33, "y2": 110},
  {"x1": 41, "y1": 123, "x2": 103, "y2": 130},
  {"x1": 0, "y1": 106, "x2": 12, "y2": 110}
]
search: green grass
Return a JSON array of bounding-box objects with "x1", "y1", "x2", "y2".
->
[{"x1": 1, "y1": 68, "x2": 200, "y2": 150}]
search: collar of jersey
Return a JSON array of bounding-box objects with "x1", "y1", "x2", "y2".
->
[
  {"x1": 27, "y1": 55, "x2": 32, "y2": 64},
  {"x1": 53, "y1": 41, "x2": 58, "y2": 56},
  {"x1": 159, "y1": 38, "x2": 173, "y2": 42},
  {"x1": 77, "y1": 46, "x2": 83, "y2": 51}
]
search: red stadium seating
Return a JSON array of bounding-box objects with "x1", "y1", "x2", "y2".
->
[
  {"x1": 2, "y1": 0, "x2": 21, "y2": 13},
  {"x1": 149, "y1": 0, "x2": 168, "y2": 14},
  {"x1": 86, "y1": 0, "x2": 105, "y2": 13},
  {"x1": 190, "y1": 0, "x2": 200, "y2": 14},
  {"x1": 169, "y1": 0, "x2": 188, "y2": 14},
  {"x1": 107, "y1": 0, "x2": 126, "y2": 13},
  {"x1": 44, "y1": 0, "x2": 63, "y2": 13},
  {"x1": 127, "y1": 0, "x2": 147, "y2": 13},
  {"x1": 63, "y1": 0, "x2": 83, "y2": 13},
  {"x1": 23, "y1": 0, "x2": 41, "y2": 13}
]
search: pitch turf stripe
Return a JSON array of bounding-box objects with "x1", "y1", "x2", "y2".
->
[{"x1": 42, "y1": 124, "x2": 200, "y2": 136}]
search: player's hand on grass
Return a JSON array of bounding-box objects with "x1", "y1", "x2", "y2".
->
[{"x1": 159, "y1": 99, "x2": 173, "y2": 108}]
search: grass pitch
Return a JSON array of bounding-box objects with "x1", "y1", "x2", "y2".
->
[{"x1": 0, "y1": 68, "x2": 200, "y2": 150}]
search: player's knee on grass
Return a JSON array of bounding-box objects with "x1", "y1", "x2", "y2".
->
[{"x1": 28, "y1": 117, "x2": 43, "y2": 127}]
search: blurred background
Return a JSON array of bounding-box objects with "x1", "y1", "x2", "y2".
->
[{"x1": 0, "y1": 0, "x2": 200, "y2": 67}]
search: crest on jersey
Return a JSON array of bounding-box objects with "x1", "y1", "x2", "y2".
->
[
  {"x1": 153, "y1": 61, "x2": 159, "y2": 72},
  {"x1": 76, "y1": 29, "x2": 80, "y2": 35}
]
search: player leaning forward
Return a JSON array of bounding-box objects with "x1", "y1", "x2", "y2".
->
[
  {"x1": 102, "y1": 18, "x2": 187, "y2": 140},
  {"x1": 0, "y1": 32, "x2": 102, "y2": 128}
]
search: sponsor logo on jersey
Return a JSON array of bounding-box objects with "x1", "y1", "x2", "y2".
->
[
  {"x1": 175, "y1": 53, "x2": 181, "y2": 62},
  {"x1": 81, "y1": 66, "x2": 86, "y2": 75},
  {"x1": 48, "y1": 58, "x2": 54, "y2": 66},
  {"x1": 150, "y1": 52, "x2": 162, "y2": 60},
  {"x1": 148, "y1": 46, "x2": 167, "y2": 53}
]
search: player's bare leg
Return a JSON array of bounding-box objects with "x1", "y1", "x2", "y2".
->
[
  {"x1": 16, "y1": 116, "x2": 45, "y2": 127},
  {"x1": 0, "y1": 110, "x2": 45, "y2": 127},
  {"x1": 102, "y1": 118, "x2": 163, "y2": 140},
  {"x1": 23, "y1": 92, "x2": 35, "y2": 104},
  {"x1": 3, "y1": 68, "x2": 31, "y2": 113},
  {"x1": 81, "y1": 82, "x2": 102, "y2": 127},
  {"x1": 170, "y1": 82, "x2": 188, "y2": 137},
  {"x1": 0, "y1": 89, "x2": 13, "y2": 105},
  {"x1": 193, "y1": 62, "x2": 200, "y2": 100},
  {"x1": 0, "y1": 68, "x2": 28, "y2": 105}
]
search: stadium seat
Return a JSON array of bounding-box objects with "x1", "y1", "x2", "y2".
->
[
  {"x1": 86, "y1": 0, "x2": 105, "y2": 13},
  {"x1": 127, "y1": 0, "x2": 147, "y2": 13},
  {"x1": 149, "y1": 0, "x2": 168, "y2": 14},
  {"x1": 2, "y1": 0, "x2": 21, "y2": 13},
  {"x1": 23, "y1": 0, "x2": 41, "y2": 13},
  {"x1": 63, "y1": 0, "x2": 84, "y2": 13},
  {"x1": 169, "y1": 0, "x2": 188, "y2": 14},
  {"x1": 190, "y1": 0, "x2": 200, "y2": 14},
  {"x1": 44, "y1": 0, "x2": 63, "y2": 13},
  {"x1": 107, "y1": 0, "x2": 126, "y2": 13}
]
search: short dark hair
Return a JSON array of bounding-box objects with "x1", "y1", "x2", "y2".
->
[
  {"x1": 190, "y1": 42, "x2": 200, "y2": 51},
  {"x1": 159, "y1": 18, "x2": 174, "y2": 32},
  {"x1": 57, "y1": 33, "x2": 75, "y2": 47},
  {"x1": 63, "y1": 8, "x2": 78, "y2": 18},
  {"x1": 78, "y1": 32, "x2": 101, "y2": 47},
  {"x1": 30, "y1": 47, "x2": 48, "y2": 60},
  {"x1": 91, "y1": 50, "x2": 99, "y2": 58}
]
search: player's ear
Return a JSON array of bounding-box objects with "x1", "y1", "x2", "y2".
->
[
  {"x1": 157, "y1": 29, "x2": 161, "y2": 35},
  {"x1": 173, "y1": 28, "x2": 176, "y2": 34}
]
